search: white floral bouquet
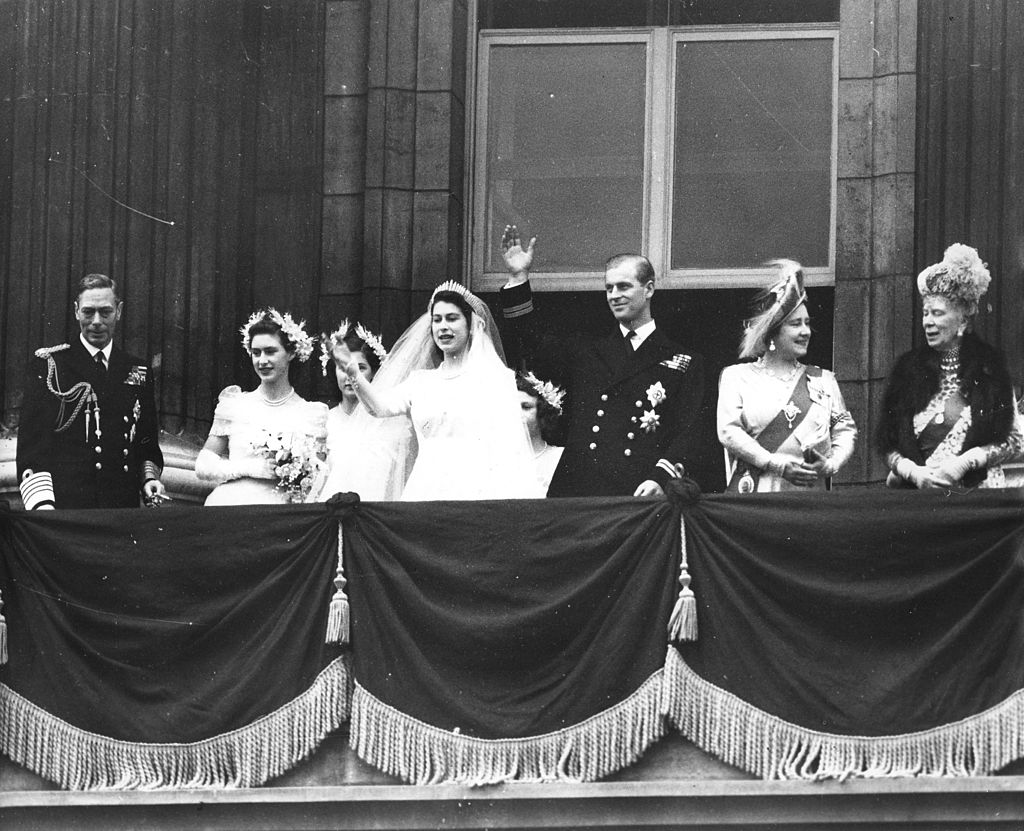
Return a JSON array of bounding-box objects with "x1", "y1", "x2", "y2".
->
[{"x1": 252, "y1": 431, "x2": 324, "y2": 503}]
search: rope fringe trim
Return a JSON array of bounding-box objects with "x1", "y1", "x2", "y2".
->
[
  {"x1": 350, "y1": 671, "x2": 666, "y2": 786},
  {"x1": 662, "y1": 648, "x2": 1024, "y2": 781},
  {"x1": 0, "y1": 656, "x2": 350, "y2": 790}
]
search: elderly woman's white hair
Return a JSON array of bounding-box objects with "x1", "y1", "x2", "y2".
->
[{"x1": 916, "y1": 243, "x2": 991, "y2": 317}]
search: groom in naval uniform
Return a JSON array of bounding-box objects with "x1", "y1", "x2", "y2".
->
[
  {"x1": 500, "y1": 226, "x2": 705, "y2": 497},
  {"x1": 17, "y1": 273, "x2": 165, "y2": 509}
]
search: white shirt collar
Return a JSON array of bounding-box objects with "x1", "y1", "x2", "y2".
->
[
  {"x1": 619, "y1": 319, "x2": 657, "y2": 349},
  {"x1": 80, "y1": 334, "x2": 113, "y2": 363}
]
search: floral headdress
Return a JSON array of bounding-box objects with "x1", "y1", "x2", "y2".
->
[
  {"x1": 319, "y1": 319, "x2": 350, "y2": 376},
  {"x1": 355, "y1": 323, "x2": 388, "y2": 362},
  {"x1": 240, "y1": 308, "x2": 315, "y2": 362},
  {"x1": 318, "y1": 320, "x2": 388, "y2": 376},
  {"x1": 916, "y1": 243, "x2": 991, "y2": 316},
  {"x1": 739, "y1": 259, "x2": 807, "y2": 359},
  {"x1": 521, "y1": 370, "x2": 566, "y2": 414}
]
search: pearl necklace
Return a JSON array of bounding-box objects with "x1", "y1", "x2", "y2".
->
[
  {"x1": 755, "y1": 356, "x2": 801, "y2": 383},
  {"x1": 260, "y1": 388, "x2": 295, "y2": 407}
]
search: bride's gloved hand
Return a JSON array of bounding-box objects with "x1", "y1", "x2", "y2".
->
[{"x1": 331, "y1": 342, "x2": 359, "y2": 381}]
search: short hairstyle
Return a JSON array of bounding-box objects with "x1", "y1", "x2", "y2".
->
[
  {"x1": 605, "y1": 254, "x2": 655, "y2": 286},
  {"x1": 75, "y1": 273, "x2": 120, "y2": 303},
  {"x1": 431, "y1": 290, "x2": 475, "y2": 323},
  {"x1": 516, "y1": 374, "x2": 562, "y2": 445},
  {"x1": 247, "y1": 316, "x2": 297, "y2": 354}
]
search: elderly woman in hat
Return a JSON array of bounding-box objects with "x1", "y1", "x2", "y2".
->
[
  {"x1": 879, "y1": 244, "x2": 1022, "y2": 489},
  {"x1": 717, "y1": 260, "x2": 857, "y2": 492}
]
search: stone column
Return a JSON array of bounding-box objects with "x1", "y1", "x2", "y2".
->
[
  {"x1": 321, "y1": 0, "x2": 469, "y2": 345},
  {"x1": 834, "y1": 0, "x2": 918, "y2": 485}
]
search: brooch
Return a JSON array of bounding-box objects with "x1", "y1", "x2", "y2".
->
[
  {"x1": 640, "y1": 410, "x2": 661, "y2": 434},
  {"x1": 782, "y1": 401, "x2": 801, "y2": 429},
  {"x1": 125, "y1": 366, "x2": 148, "y2": 386},
  {"x1": 646, "y1": 381, "x2": 667, "y2": 408}
]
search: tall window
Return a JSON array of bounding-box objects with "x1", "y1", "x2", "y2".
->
[{"x1": 472, "y1": 26, "x2": 837, "y2": 290}]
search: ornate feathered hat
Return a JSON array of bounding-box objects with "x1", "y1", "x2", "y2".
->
[
  {"x1": 739, "y1": 259, "x2": 807, "y2": 359},
  {"x1": 916, "y1": 243, "x2": 991, "y2": 316}
]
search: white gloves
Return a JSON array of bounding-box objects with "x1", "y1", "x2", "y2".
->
[{"x1": 195, "y1": 449, "x2": 276, "y2": 484}]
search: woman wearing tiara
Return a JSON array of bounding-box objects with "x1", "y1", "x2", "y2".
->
[
  {"x1": 334, "y1": 281, "x2": 543, "y2": 500},
  {"x1": 879, "y1": 244, "x2": 1022, "y2": 488},
  {"x1": 717, "y1": 260, "x2": 857, "y2": 492},
  {"x1": 195, "y1": 309, "x2": 328, "y2": 505}
]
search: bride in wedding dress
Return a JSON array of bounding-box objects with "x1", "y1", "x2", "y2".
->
[{"x1": 332, "y1": 282, "x2": 542, "y2": 501}]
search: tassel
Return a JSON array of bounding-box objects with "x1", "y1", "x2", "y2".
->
[
  {"x1": 325, "y1": 520, "x2": 350, "y2": 644},
  {"x1": 667, "y1": 512, "x2": 697, "y2": 641}
]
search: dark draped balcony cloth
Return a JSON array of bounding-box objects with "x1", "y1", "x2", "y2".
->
[
  {"x1": 0, "y1": 502, "x2": 349, "y2": 789},
  {"x1": 664, "y1": 488, "x2": 1024, "y2": 780},
  {"x1": 1, "y1": 489, "x2": 1023, "y2": 791},
  {"x1": 342, "y1": 496, "x2": 684, "y2": 785}
]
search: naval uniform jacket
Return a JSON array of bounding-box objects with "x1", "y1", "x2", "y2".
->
[
  {"x1": 17, "y1": 339, "x2": 163, "y2": 509},
  {"x1": 501, "y1": 281, "x2": 705, "y2": 497}
]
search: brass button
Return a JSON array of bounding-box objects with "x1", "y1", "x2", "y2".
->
[
  {"x1": 624, "y1": 449, "x2": 632, "y2": 457},
  {"x1": 600, "y1": 394, "x2": 608, "y2": 402},
  {"x1": 123, "y1": 449, "x2": 129, "y2": 456},
  {"x1": 94, "y1": 445, "x2": 102, "y2": 453},
  {"x1": 596, "y1": 409, "x2": 604, "y2": 417},
  {"x1": 635, "y1": 400, "x2": 643, "y2": 407},
  {"x1": 124, "y1": 416, "x2": 130, "y2": 423},
  {"x1": 589, "y1": 442, "x2": 597, "y2": 450},
  {"x1": 592, "y1": 425, "x2": 600, "y2": 433},
  {"x1": 627, "y1": 432, "x2": 635, "y2": 440},
  {"x1": 123, "y1": 465, "x2": 129, "y2": 472},
  {"x1": 631, "y1": 416, "x2": 637, "y2": 423},
  {"x1": 95, "y1": 462, "x2": 102, "y2": 470}
]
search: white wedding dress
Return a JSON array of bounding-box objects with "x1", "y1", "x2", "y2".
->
[
  {"x1": 204, "y1": 386, "x2": 328, "y2": 506},
  {"x1": 392, "y1": 366, "x2": 542, "y2": 501},
  {"x1": 322, "y1": 288, "x2": 543, "y2": 502}
]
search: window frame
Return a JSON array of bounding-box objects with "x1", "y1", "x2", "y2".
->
[{"x1": 469, "y1": 24, "x2": 839, "y2": 292}]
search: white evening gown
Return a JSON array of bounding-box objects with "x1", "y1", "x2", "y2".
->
[{"x1": 204, "y1": 385, "x2": 328, "y2": 506}]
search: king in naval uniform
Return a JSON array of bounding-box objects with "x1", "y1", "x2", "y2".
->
[
  {"x1": 17, "y1": 273, "x2": 165, "y2": 510},
  {"x1": 499, "y1": 227, "x2": 705, "y2": 498}
]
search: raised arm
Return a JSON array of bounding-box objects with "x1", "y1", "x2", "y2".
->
[
  {"x1": 333, "y1": 342, "x2": 409, "y2": 418},
  {"x1": 501, "y1": 224, "x2": 536, "y2": 287}
]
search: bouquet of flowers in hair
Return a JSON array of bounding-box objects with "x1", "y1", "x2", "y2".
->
[{"x1": 252, "y1": 431, "x2": 324, "y2": 503}]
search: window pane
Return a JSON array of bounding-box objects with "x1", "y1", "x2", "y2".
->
[
  {"x1": 671, "y1": 39, "x2": 833, "y2": 270},
  {"x1": 484, "y1": 43, "x2": 646, "y2": 273},
  {"x1": 480, "y1": 0, "x2": 655, "y2": 29},
  {"x1": 669, "y1": 0, "x2": 838, "y2": 25}
]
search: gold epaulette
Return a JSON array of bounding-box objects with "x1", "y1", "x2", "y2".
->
[{"x1": 34, "y1": 343, "x2": 70, "y2": 359}]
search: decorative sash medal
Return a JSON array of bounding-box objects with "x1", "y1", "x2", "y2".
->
[{"x1": 782, "y1": 401, "x2": 801, "y2": 429}]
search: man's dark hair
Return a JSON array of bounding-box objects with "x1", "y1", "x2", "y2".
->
[
  {"x1": 605, "y1": 254, "x2": 655, "y2": 286},
  {"x1": 75, "y1": 273, "x2": 120, "y2": 303}
]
